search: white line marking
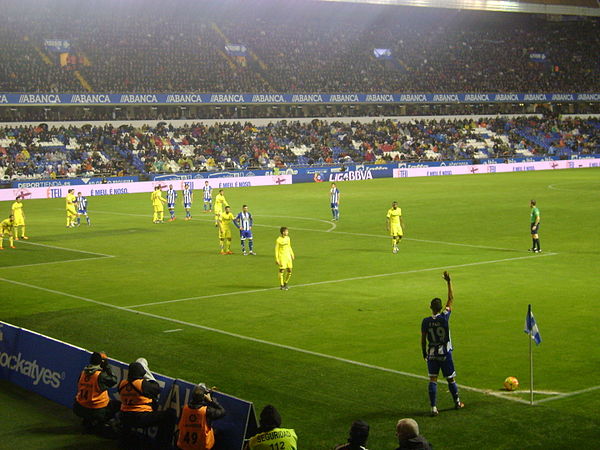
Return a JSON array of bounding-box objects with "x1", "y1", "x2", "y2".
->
[
  {"x1": 19, "y1": 241, "x2": 114, "y2": 258},
  {"x1": 255, "y1": 214, "x2": 337, "y2": 232},
  {"x1": 534, "y1": 385, "x2": 600, "y2": 404},
  {"x1": 126, "y1": 252, "x2": 557, "y2": 308},
  {"x1": 0, "y1": 275, "x2": 532, "y2": 405},
  {"x1": 93, "y1": 209, "x2": 522, "y2": 252},
  {"x1": 0, "y1": 255, "x2": 114, "y2": 270},
  {"x1": 163, "y1": 329, "x2": 183, "y2": 333}
]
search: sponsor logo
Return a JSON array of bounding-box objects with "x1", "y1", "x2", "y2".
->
[
  {"x1": 328, "y1": 168, "x2": 373, "y2": 181},
  {"x1": 90, "y1": 188, "x2": 129, "y2": 196},
  {"x1": 0, "y1": 95, "x2": 8, "y2": 104},
  {"x1": 432, "y1": 94, "x2": 459, "y2": 102},
  {"x1": 328, "y1": 94, "x2": 359, "y2": 102},
  {"x1": 70, "y1": 94, "x2": 111, "y2": 104},
  {"x1": 0, "y1": 351, "x2": 64, "y2": 388},
  {"x1": 577, "y1": 94, "x2": 600, "y2": 101},
  {"x1": 523, "y1": 94, "x2": 548, "y2": 101},
  {"x1": 494, "y1": 94, "x2": 519, "y2": 101},
  {"x1": 397, "y1": 94, "x2": 427, "y2": 102},
  {"x1": 464, "y1": 94, "x2": 490, "y2": 102},
  {"x1": 120, "y1": 94, "x2": 158, "y2": 103},
  {"x1": 551, "y1": 94, "x2": 575, "y2": 101},
  {"x1": 209, "y1": 94, "x2": 245, "y2": 103},
  {"x1": 291, "y1": 94, "x2": 323, "y2": 103},
  {"x1": 166, "y1": 94, "x2": 203, "y2": 103},
  {"x1": 251, "y1": 94, "x2": 284, "y2": 103},
  {"x1": 366, "y1": 94, "x2": 394, "y2": 102},
  {"x1": 47, "y1": 188, "x2": 63, "y2": 199},
  {"x1": 19, "y1": 94, "x2": 61, "y2": 104}
]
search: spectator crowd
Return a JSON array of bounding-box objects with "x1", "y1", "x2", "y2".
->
[
  {"x1": 0, "y1": 0, "x2": 598, "y2": 94},
  {"x1": 1, "y1": 117, "x2": 598, "y2": 181}
]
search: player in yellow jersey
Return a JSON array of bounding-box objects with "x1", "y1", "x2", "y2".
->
[
  {"x1": 213, "y1": 189, "x2": 229, "y2": 226},
  {"x1": 151, "y1": 185, "x2": 167, "y2": 223},
  {"x1": 65, "y1": 189, "x2": 78, "y2": 228},
  {"x1": 0, "y1": 215, "x2": 16, "y2": 249},
  {"x1": 218, "y1": 206, "x2": 235, "y2": 254},
  {"x1": 11, "y1": 196, "x2": 28, "y2": 240},
  {"x1": 275, "y1": 226, "x2": 295, "y2": 290},
  {"x1": 386, "y1": 201, "x2": 404, "y2": 254}
]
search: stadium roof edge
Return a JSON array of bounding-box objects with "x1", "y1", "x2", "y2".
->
[{"x1": 320, "y1": 0, "x2": 600, "y2": 17}]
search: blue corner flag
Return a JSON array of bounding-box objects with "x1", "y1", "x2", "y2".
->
[{"x1": 524, "y1": 304, "x2": 542, "y2": 345}]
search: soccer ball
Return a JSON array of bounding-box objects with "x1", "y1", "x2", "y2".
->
[{"x1": 503, "y1": 376, "x2": 519, "y2": 391}]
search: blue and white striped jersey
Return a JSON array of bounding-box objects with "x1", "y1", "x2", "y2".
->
[
  {"x1": 167, "y1": 188, "x2": 177, "y2": 204},
  {"x1": 183, "y1": 188, "x2": 193, "y2": 205},
  {"x1": 330, "y1": 186, "x2": 340, "y2": 204},
  {"x1": 203, "y1": 185, "x2": 212, "y2": 202},
  {"x1": 235, "y1": 211, "x2": 253, "y2": 231},
  {"x1": 77, "y1": 196, "x2": 88, "y2": 212}
]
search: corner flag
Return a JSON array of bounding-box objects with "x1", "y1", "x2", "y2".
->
[{"x1": 524, "y1": 304, "x2": 542, "y2": 345}]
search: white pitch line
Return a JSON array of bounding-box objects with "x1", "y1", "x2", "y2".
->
[
  {"x1": 19, "y1": 241, "x2": 114, "y2": 258},
  {"x1": 534, "y1": 385, "x2": 600, "y2": 404},
  {"x1": 0, "y1": 255, "x2": 114, "y2": 270},
  {"x1": 255, "y1": 214, "x2": 337, "y2": 232},
  {"x1": 163, "y1": 328, "x2": 183, "y2": 333},
  {"x1": 0, "y1": 275, "x2": 531, "y2": 405},
  {"x1": 93, "y1": 209, "x2": 523, "y2": 252},
  {"x1": 126, "y1": 252, "x2": 557, "y2": 309}
]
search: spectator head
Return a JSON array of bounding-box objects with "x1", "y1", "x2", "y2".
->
[
  {"x1": 127, "y1": 361, "x2": 146, "y2": 380},
  {"x1": 89, "y1": 351, "x2": 106, "y2": 365},
  {"x1": 396, "y1": 418, "x2": 419, "y2": 441},
  {"x1": 347, "y1": 420, "x2": 369, "y2": 446},
  {"x1": 191, "y1": 383, "x2": 211, "y2": 403},
  {"x1": 259, "y1": 405, "x2": 282, "y2": 431}
]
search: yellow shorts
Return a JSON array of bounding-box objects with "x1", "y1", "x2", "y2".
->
[
  {"x1": 153, "y1": 204, "x2": 164, "y2": 212},
  {"x1": 390, "y1": 225, "x2": 403, "y2": 237},
  {"x1": 219, "y1": 228, "x2": 232, "y2": 240},
  {"x1": 278, "y1": 258, "x2": 293, "y2": 270},
  {"x1": 13, "y1": 216, "x2": 24, "y2": 226},
  {"x1": 67, "y1": 207, "x2": 77, "y2": 217}
]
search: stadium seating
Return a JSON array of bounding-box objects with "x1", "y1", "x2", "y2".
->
[
  {"x1": 1, "y1": 117, "x2": 598, "y2": 180},
  {"x1": 0, "y1": 0, "x2": 598, "y2": 94}
]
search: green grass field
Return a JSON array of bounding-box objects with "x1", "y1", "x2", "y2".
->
[{"x1": 1, "y1": 169, "x2": 599, "y2": 449}]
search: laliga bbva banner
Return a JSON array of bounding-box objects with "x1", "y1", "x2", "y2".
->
[{"x1": 0, "y1": 322, "x2": 257, "y2": 449}]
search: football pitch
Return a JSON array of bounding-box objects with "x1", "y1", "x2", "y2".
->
[{"x1": 1, "y1": 169, "x2": 599, "y2": 448}]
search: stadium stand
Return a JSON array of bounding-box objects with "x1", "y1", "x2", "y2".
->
[
  {"x1": 0, "y1": 0, "x2": 598, "y2": 94},
  {"x1": 1, "y1": 117, "x2": 598, "y2": 180}
]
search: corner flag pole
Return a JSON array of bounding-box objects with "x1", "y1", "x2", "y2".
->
[{"x1": 528, "y1": 304, "x2": 534, "y2": 405}]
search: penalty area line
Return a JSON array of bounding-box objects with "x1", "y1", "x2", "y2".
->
[
  {"x1": 126, "y1": 252, "x2": 558, "y2": 309},
  {"x1": 0, "y1": 275, "x2": 529, "y2": 405},
  {"x1": 19, "y1": 241, "x2": 115, "y2": 258}
]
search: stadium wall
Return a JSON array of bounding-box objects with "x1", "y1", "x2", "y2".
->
[
  {"x1": 2, "y1": 176, "x2": 292, "y2": 201},
  {"x1": 3, "y1": 113, "x2": 599, "y2": 130},
  {"x1": 0, "y1": 113, "x2": 553, "y2": 128},
  {"x1": 3, "y1": 158, "x2": 599, "y2": 202},
  {"x1": 0, "y1": 321, "x2": 257, "y2": 449}
]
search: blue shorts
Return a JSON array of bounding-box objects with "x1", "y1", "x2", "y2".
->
[
  {"x1": 240, "y1": 230, "x2": 253, "y2": 240},
  {"x1": 184, "y1": 202, "x2": 191, "y2": 209},
  {"x1": 168, "y1": 202, "x2": 175, "y2": 209},
  {"x1": 530, "y1": 223, "x2": 540, "y2": 234},
  {"x1": 331, "y1": 202, "x2": 338, "y2": 208},
  {"x1": 427, "y1": 352, "x2": 456, "y2": 379},
  {"x1": 78, "y1": 209, "x2": 87, "y2": 214}
]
